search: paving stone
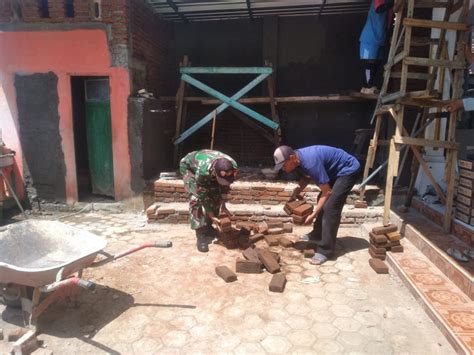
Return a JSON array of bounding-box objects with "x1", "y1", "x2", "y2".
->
[
  {"x1": 310, "y1": 322, "x2": 339, "y2": 339},
  {"x1": 330, "y1": 304, "x2": 355, "y2": 317},
  {"x1": 264, "y1": 321, "x2": 291, "y2": 336},
  {"x1": 261, "y1": 336, "x2": 292, "y2": 353},
  {"x1": 332, "y1": 317, "x2": 362, "y2": 332},
  {"x1": 321, "y1": 274, "x2": 341, "y2": 283},
  {"x1": 325, "y1": 283, "x2": 346, "y2": 293},
  {"x1": 319, "y1": 265, "x2": 339, "y2": 274},
  {"x1": 337, "y1": 331, "x2": 365, "y2": 347},
  {"x1": 354, "y1": 311, "x2": 382, "y2": 326},
  {"x1": 132, "y1": 337, "x2": 163, "y2": 353},
  {"x1": 313, "y1": 340, "x2": 344, "y2": 354},
  {"x1": 161, "y1": 330, "x2": 188, "y2": 348},
  {"x1": 345, "y1": 288, "x2": 368, "y2": 300},
  {"x1": 234, "y1": 342, "x2": 266, "y2": 354},
  {"x1": 285, "y1": 303, "x2": 311, "y2": 316},
  {"x1": 285, "y1": 316, "x2": 312, "y2": 330},
  {"x1": 243, "y1": 314, "x2": 265, "y2": 329},
  {"x1": 170, "y1": 316, "x2": 197, "y2": 330},
  {"x1": 288, "y1": 330, "x2": 316, "y2": 347}
]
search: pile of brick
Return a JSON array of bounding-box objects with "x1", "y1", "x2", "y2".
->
[
  {"x1": 456, "y1": 158, "x2": 474, "y2": 226},
  {"x1": 213, "y1": 220, "x2": 310, "y2": 293},
  {"x1": 284, "y1": 200, "x2": 314, "y2": 225},
  {"x1": 368, "y1": 224, "x2": 403, "y2": 274}
]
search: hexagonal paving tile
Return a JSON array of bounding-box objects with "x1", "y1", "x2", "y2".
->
[
  {"x1": 354, "y1": 311, "x2": 382, "y2": 327},
  {"x1": 161, "y1": 330, "x2": 188, "y2": 348},
  {"x1": 327, "y1": 292, "x2": 351, "y2": 305},
  {"x1": 263, "y1": 321, "x2": 291, "y2": 336},
  {"x1": 334, "y1": 262, "x2": 354, "y2": 271},
  {"x1": 244, "y1": 314, "x2": 265, "y2": 329},
  {"x1": 288, "y1": 329, "x2": 317, "y2": 347},
  {"x1": 345, "y1": 288, "x2": 368, "y2": 300},
  {"x1": 170, "y1": 315, "x2": 197, "y2": 330},
  {"x1": 286, "y1": 303, "x2": 311, "y2": 316},
  {"x1": 309, "y1": 308, "x2": 336, "y2": 324},
  {"x1": 285, "y1": 291, "x2": 308, "y2": 303},
  {"x1": 131, "y1": 337, "x2": 163, "y2": 353},
  {"x1": 330, "y1": 304, "x2": 355, "y2": 318},
  {"x1": 321, "y1": 274, "x2": 341, "y2": 283},
  {"x1": 234, "y1": 342, "x2": 266, "y2": 354},
  {"x1": 307, "y1": 298, "x2": 331, "y2": 310},
  {"x1": 285, "y1": 315, "x2": 313, "y2": 330},
  {"x1": 337, "y1": 331, "x2": 365, "y2": 347},
  {"x1": 325, "y1": 283, "x2": 346, "y2": 293},
  {"x1": 263, "y1": 308, "x2": 290, "y2": 322},
  {"x1": 359, "y1": 326, "x2": 385, "y2": 341},
  {"x1": 304, "y1": 286, "x2": 326, "y2": 299},
  {"x1": 312, "y1": 339, "x2": 344, "y2": 353},
  {"x1": 213, "y1": 334, "x2": 241, "y2": 351},
  {"x1": 333, "y1": 317, "x2": 362, "y2": 332},
  {"x1": 310, "y1": 322, "x2": 339, "y2": 339},
  {"x1": 261, "y1": 335, "x2": 292, "y2": 353},
  {"x1": 319, "y1": 266, "x2": 339, "y2": 274}
]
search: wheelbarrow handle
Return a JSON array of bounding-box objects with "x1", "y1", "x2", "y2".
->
[
  {"x1": 155, "y1": 240, "x2": 173, "y2": 248},
  {"x1": 40, "y1": 277, "x2": 96, "y2": 293}
]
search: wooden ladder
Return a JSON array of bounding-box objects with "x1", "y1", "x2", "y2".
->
[{"x1": 359, "y1": 0, "x2": 470, "y2": 231}]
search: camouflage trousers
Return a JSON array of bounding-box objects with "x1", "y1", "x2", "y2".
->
[{"x1": 181, "y1": 172, "x2": 221, "y2": 230}]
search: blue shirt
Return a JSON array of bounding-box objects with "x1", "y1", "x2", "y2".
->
[
  {"x1": 296, "y1": 146, "x2": 360, "y2": 185},
  {"x1": 360, "y1": 0, "x2": 388, "y2": 46},
  {"x1": 463, "y1": 98, "x2": 474, "y2": 111}
]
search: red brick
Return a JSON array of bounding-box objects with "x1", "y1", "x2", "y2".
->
[
  {"x1": 268, "y1": 227, "x2": 284, "y2": 235},
  {"x1": 369, "y1": 232, "x2": 388, "y2": 244},
  {"x1": 354, "y1": 200, "x2": 368, "y2": 208},
  {"x1": 254, "y1": 222, "x2": 269, "y2": 234},
  {"x1": 215, "y1": 266, "x2": 237, "y2": 282},
  {"x1": 386, "y1": 231, "x2": 401, "y2": 242},
  {"x1": 293, "y1": 215, "x2": 306, "y2": 225},
  {"x1": 369, "y1": 244, "x2": 386, "y2": 256},
  {"x1": 293, "y1": 204, "x2": 313, "y2": 216},
  {"x1": 369, "y1": 258, "x2": 389, "y2": 274},
  {"x1": 242, "y1": 247, "x2": 260, "y2": 262},
  {"x1": 369, "y1": 248, "x2": 386, "y2": 260},
  {"x1": 283, "y1": 223, "x2": 293, "y2": 233},
  {"x1": 249, "y1": 233, "x2": 264, "y2": 243},
  {"x1": 372, "y1": 224, "x2": 397, "y2": 235},
  {"x1": 390, "y1": 245, "x2": 404, "y2": 253},
  {"x1": 269, "y1": 273, "x2": 287, "y2": 292},
  {"x1": 264, "y1": 235, "x2": 280, "y2": 246},
  {"x1": 279, "y1": 236, "x2": 294, "y2": 248},
  {"x1": 257, "y1": 249, "x2": 280, "y2": 274},
  {"x1": 156, "y1": 208, "x2": 175, "y2": 215},
  {"x1": 236, "y1": 258, "x2": 262, "y2": 274},
  {"x1": 284, "y1": 200, "x2": 305, "y2": 214}
]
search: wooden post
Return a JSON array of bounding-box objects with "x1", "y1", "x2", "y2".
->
[
  {"x1": 210, "y1": 110, "x2": 217, "y2": 150},
  {"x1": 265, "y1": 60, "x2": 280, "y2": 145},
  {"x1": 173, "y1": 55, "x2": 189, "y2": 164}
]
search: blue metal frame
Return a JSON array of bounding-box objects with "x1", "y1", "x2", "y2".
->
[
  {"x1": 180, "y1": 67, "x2": 273, "y2": 74},
  {"x1": 174, "y1": 67, "x2": 279, "y2": 145}
]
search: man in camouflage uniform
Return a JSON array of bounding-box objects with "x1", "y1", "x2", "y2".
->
[{"x1": 180, "y1": 149, "x2": 238, "y2": 252}]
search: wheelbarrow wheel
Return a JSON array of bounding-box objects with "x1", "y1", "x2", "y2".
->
[{"x1": 1, "y1": 284, "x2": 33, "y2": 309}]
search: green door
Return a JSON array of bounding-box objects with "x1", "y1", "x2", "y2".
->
[{"x1": 85, "y1": 79, "x2": 114, "y2": 197}]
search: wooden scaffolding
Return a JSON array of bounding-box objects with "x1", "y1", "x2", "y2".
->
[{"x1": 360, "y1": 0, "x2": 470, "y2": 231}]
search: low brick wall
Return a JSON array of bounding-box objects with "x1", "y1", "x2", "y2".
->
[
  {"x1": 154, "y1": 179, "x2": 320, "y2": 205},
  {"x1": 147, "y1": 202, "x2": 383, "y2": 226}
]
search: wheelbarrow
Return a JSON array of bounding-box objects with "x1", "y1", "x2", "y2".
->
[{"x1": 0, "y1": 220, "x2": 172, "y2": 326}]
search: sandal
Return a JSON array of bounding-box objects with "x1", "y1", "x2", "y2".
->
[
  {"x1": 447, "y1": 248, "x2": 469, "y2": 263},
  {"x1": 309, "y1": 253, "x2": 328, "y2": 265},
  {"x1": 463, "y1": 248, "x2": 474, "y2": 260}
]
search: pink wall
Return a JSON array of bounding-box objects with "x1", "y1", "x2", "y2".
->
[{"x1": 0, "y1": 29, "x2": 133, "y2": 203}]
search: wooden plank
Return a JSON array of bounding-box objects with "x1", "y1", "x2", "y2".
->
[
  {"x1": 393, "y1": 50, "x2": 407, "y2": 66},
  {"x1": 390, "y1": 72, "x2": 432, "y2": 80},
  {"x1": 404, "y1": 57, "x2": 465, "y2": 69},
  {"x1": 383, "y1": 139, "x2": 399, "y2": 225},
  {"x1": 173, "y1": 56, "x2": 189, "y2": 163},
  {"x1": 381, "y1": 91, "x2": 405, "y2": 104},
  {"x1": 414, "y1": 0, "x2": 452, "y2": 7},
  {"x1": 393, "y1": 136, "x2": 459, "y2": 150},
  {"x1": 403, "y1": 18, "x2": 469, "y2": 31}
]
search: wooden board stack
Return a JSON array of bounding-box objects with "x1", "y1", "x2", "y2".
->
[
  {"x1": 456, "y1": 158, "x2": 474, "y2": 226},
  {"x1": 284, "y1": 200, "x2": 314, "y2": 225}
]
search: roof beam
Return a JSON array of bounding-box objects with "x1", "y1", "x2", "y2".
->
[
  {"x1": 166, "y1": 0, "x2": 188, "y2": 22},
  {"x1": 246, "y1": 0, "x2": 253, "y2": 19}
]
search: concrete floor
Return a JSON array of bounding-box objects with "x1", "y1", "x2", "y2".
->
[{"x1": 0, "y1": 212, "x2": 454, "y2": 354}]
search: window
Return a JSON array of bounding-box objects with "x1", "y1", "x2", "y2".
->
[
  {"x1": 92, "y1": 0, "x2": 101, "y2": 20},
  {"x1": 65, "y1": 0, "x2": 74, "y2": 18},
  {"x1": 39, "y1": 0, "x2": 49, "y2": 18}
]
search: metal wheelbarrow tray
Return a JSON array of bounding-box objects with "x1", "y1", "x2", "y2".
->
[
  {"x1": 0, "y1": 219, "x2": 171, "y2": 325},
  {"x1": 0, "y1": 220, "x2": 107, "y2": 287}
]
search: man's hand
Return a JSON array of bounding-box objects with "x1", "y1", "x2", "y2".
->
[
  {"x1": 445, "y1": 99, "x2": 464, "y2": 113},
  {"x1": 210, "y1": 216, "x2": 220, "y2": 226},
  {"x1": 304, "y1": 212, "x2": 317, "y2": 225}
]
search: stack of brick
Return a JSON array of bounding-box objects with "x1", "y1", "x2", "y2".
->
[
  {"x1": 153, "y1": 180, "x2": 320, "y2": 205},
  {"x1": 368, "y1": 224, "x2": 403, "y2": 273},
  {"x1": 456, "y1": 158, "x2": 474, "y2": 226},
  {"x1": 147, "y1": 204, "x2": 189, "y2": 223},
  {"x1": 284, "y1": 200, "x2": 314, "y2": 225}
]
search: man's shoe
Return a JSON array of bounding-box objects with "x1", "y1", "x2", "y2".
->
[
  {"x1": 206, "y1": 224, "x2": 217, "y2": 238},
  {"x1": 196, "y1": 229, "x2": 209, "y2": 253}
]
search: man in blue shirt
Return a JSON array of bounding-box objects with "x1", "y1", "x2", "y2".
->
[{"x1": 274, "y1": 145, "x2": 360, "y2": 265}]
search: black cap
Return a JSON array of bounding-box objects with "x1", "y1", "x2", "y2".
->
[{"x1": 214, "y1": 158, "x2": 235, "y2": 186}]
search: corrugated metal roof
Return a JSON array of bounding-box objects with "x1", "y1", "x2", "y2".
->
[{"x1": 148, "y1": 0, "x2": 371, "y2": 22}]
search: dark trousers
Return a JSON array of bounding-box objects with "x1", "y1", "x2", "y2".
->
[{"x1": 310, "y1": 171, "x2": 359, "y2": 257}]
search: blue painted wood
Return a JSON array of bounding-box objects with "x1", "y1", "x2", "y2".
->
[
  {"x1": 174, "y1": 73, "x2": 276, "y2": 145},
  {"x1": 180, "y1": 67, "x2": 273, "y2": 74},
  {"x1": 180, "y1": 74, "x2": 278, "y2": 130}
]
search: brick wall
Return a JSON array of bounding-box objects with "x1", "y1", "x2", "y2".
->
[
  {"x1": 129, "y1": 0, "x2": 176, "y2": 96},
  {"x1": 0, "y1": 0, "x2": 130, "y2": 66}
]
